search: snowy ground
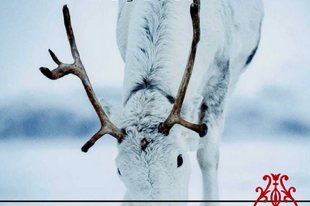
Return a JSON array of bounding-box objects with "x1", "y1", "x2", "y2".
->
[{"x1": 0, "y1": 137, "x2": 309, "y2": 206}]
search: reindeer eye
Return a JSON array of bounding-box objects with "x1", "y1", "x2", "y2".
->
[
  {"x1": 117, "y1": 168, "x2": 121, "y2": 176},
  {"x1": 177, "y1": 154, "x2": 183, "y2": 168}
]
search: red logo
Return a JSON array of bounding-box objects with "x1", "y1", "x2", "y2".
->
[{"x1": 254, "y1": 174, "x2": 297, "y2": 206}]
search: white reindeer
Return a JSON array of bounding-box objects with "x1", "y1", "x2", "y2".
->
[{"x1": 40, "y1": 0, "x2": 264, "y2": 205}]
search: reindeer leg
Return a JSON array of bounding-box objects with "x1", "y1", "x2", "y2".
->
[
  {"x1": 197, "y1": 56, "x2": 230, "y2": 205},
  {"x1": 197, "y1": 125, "x2": 221, "y2": 206}
]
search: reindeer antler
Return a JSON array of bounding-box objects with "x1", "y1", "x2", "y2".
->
[
  {"x1": 40, "y1": 5, "x2": 125, "y2": 153},
  {"x1": 158, "y1": 0, "x2": 208, "y2": 137}
]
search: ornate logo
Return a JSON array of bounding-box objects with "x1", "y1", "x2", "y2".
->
[{"x1": 254, "y1": 174, "x2": 297, "y2": 206}]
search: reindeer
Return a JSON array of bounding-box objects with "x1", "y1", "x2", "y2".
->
[{"x1": 40, "y1": 0, "x2": 264, "y2": 204}]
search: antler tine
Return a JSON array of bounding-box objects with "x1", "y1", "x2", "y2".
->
[
  {"x1": 158, "y1": 0, "x2": 208, "y2": 137},
  {"x1": 40, "y1": 5, "x2": 125, "y2": 153}
]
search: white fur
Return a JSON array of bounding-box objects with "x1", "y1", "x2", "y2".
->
[{"x1": 101, "y1": 0, "x2": 264, "y2": 205}]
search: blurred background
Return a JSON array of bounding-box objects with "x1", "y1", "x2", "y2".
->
[{"x1": 0, "y1": 0, "x2": 309, "y2": 205}]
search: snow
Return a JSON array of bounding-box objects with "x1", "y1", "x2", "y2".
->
[{"x1": 0, "y1": 137, "x2": 309, "y2": 205}]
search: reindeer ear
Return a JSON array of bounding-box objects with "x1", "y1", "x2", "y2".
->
[{"x1": 100, "y1": 99, "x2": 122, "y2": 126}]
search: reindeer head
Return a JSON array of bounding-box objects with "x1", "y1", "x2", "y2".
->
[
  {"x1": 40, "y1": 0, "x2": 207, "y2": 201},
  {"x1": 101, "y1": 89, "x2": 205, "y2": 200}
]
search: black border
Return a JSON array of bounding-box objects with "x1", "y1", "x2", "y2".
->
[{"x1": 1, "y1": 200, "x2": 310, "y2": 203}]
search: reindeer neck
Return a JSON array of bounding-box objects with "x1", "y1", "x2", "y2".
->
[{"x1": 121, "y1": 0, "x2": 193, "y2": 106}]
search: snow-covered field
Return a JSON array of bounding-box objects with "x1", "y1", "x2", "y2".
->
[{"x1": 0, "y1": 137, "x2": 309, "y2": 206}]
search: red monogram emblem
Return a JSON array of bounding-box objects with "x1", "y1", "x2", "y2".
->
[{"x1": 254, "y1": 174, "x2": 297, "y2": 206}]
